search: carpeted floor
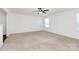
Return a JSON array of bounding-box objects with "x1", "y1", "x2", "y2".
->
[{"x1": 0, "y1": 31, "x2": 79, "y2": 51}]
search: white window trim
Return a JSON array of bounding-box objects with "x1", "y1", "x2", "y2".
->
[
  {"x1": 76, "y1": 14, "x2": 79, "y2": 32},
  {"x1": 44, "y1": 18, "x2": 50, "y2": 28}
]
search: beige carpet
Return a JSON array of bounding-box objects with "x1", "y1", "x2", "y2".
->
[{"x1": 0, "y1": 31, "x2": 79, "y2": 51}]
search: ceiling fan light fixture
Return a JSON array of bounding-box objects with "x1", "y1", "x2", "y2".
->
[{"x1": 39, "y1": 12, "x2": 42, "y2": 14}]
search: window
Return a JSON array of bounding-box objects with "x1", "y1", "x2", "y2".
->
[
  {"x1": 76, "y1": 14, "x2": 79, "y2": 31},
  {"x1": 44, "y1": 18, "x2": 49, "y2": 28}
]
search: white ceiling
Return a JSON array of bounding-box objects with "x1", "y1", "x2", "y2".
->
[{"x1": 7, "y1": 8, "x2": 75, "y2": 17}]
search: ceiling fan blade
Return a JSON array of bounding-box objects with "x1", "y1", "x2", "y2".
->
[
  {"x1": 42, "y1": 11, "x2": 46, "y2": 14},
  {"x1": 44, "y1": 9, "x2": 49, "y2": 11},
  {"x1": 32, "y1": 8, "x2": 49, "y2": 14},
  {"x1": 38, "y1": 8, "x2": 42, "y2": 10}
]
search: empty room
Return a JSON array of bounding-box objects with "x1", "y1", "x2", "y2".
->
[{"x1": 0, "y1": 8, "x2": 79, "y2": 51}]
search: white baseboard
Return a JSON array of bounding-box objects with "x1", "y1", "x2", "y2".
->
[{"x1": 45, "y1": 30, "x2": 79, "y2": 40}]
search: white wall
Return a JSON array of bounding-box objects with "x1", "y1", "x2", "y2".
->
[
  {"x1": 7, "y1": 13, "x2": 43, "y2": 35},
  {"x1": 45, "y1": 9, "x2": 79, "y2": 39},
  {"x1": 0, "y1": 24, "x2": 3, "y2": 47},
  {"x1": 0, "y1": 9, "x2": 6, "y2": 35}
]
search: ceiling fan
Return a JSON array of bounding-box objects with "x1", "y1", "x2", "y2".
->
[{"x1": 33, "y1": 8, "x2": 49, "y2": 14}]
